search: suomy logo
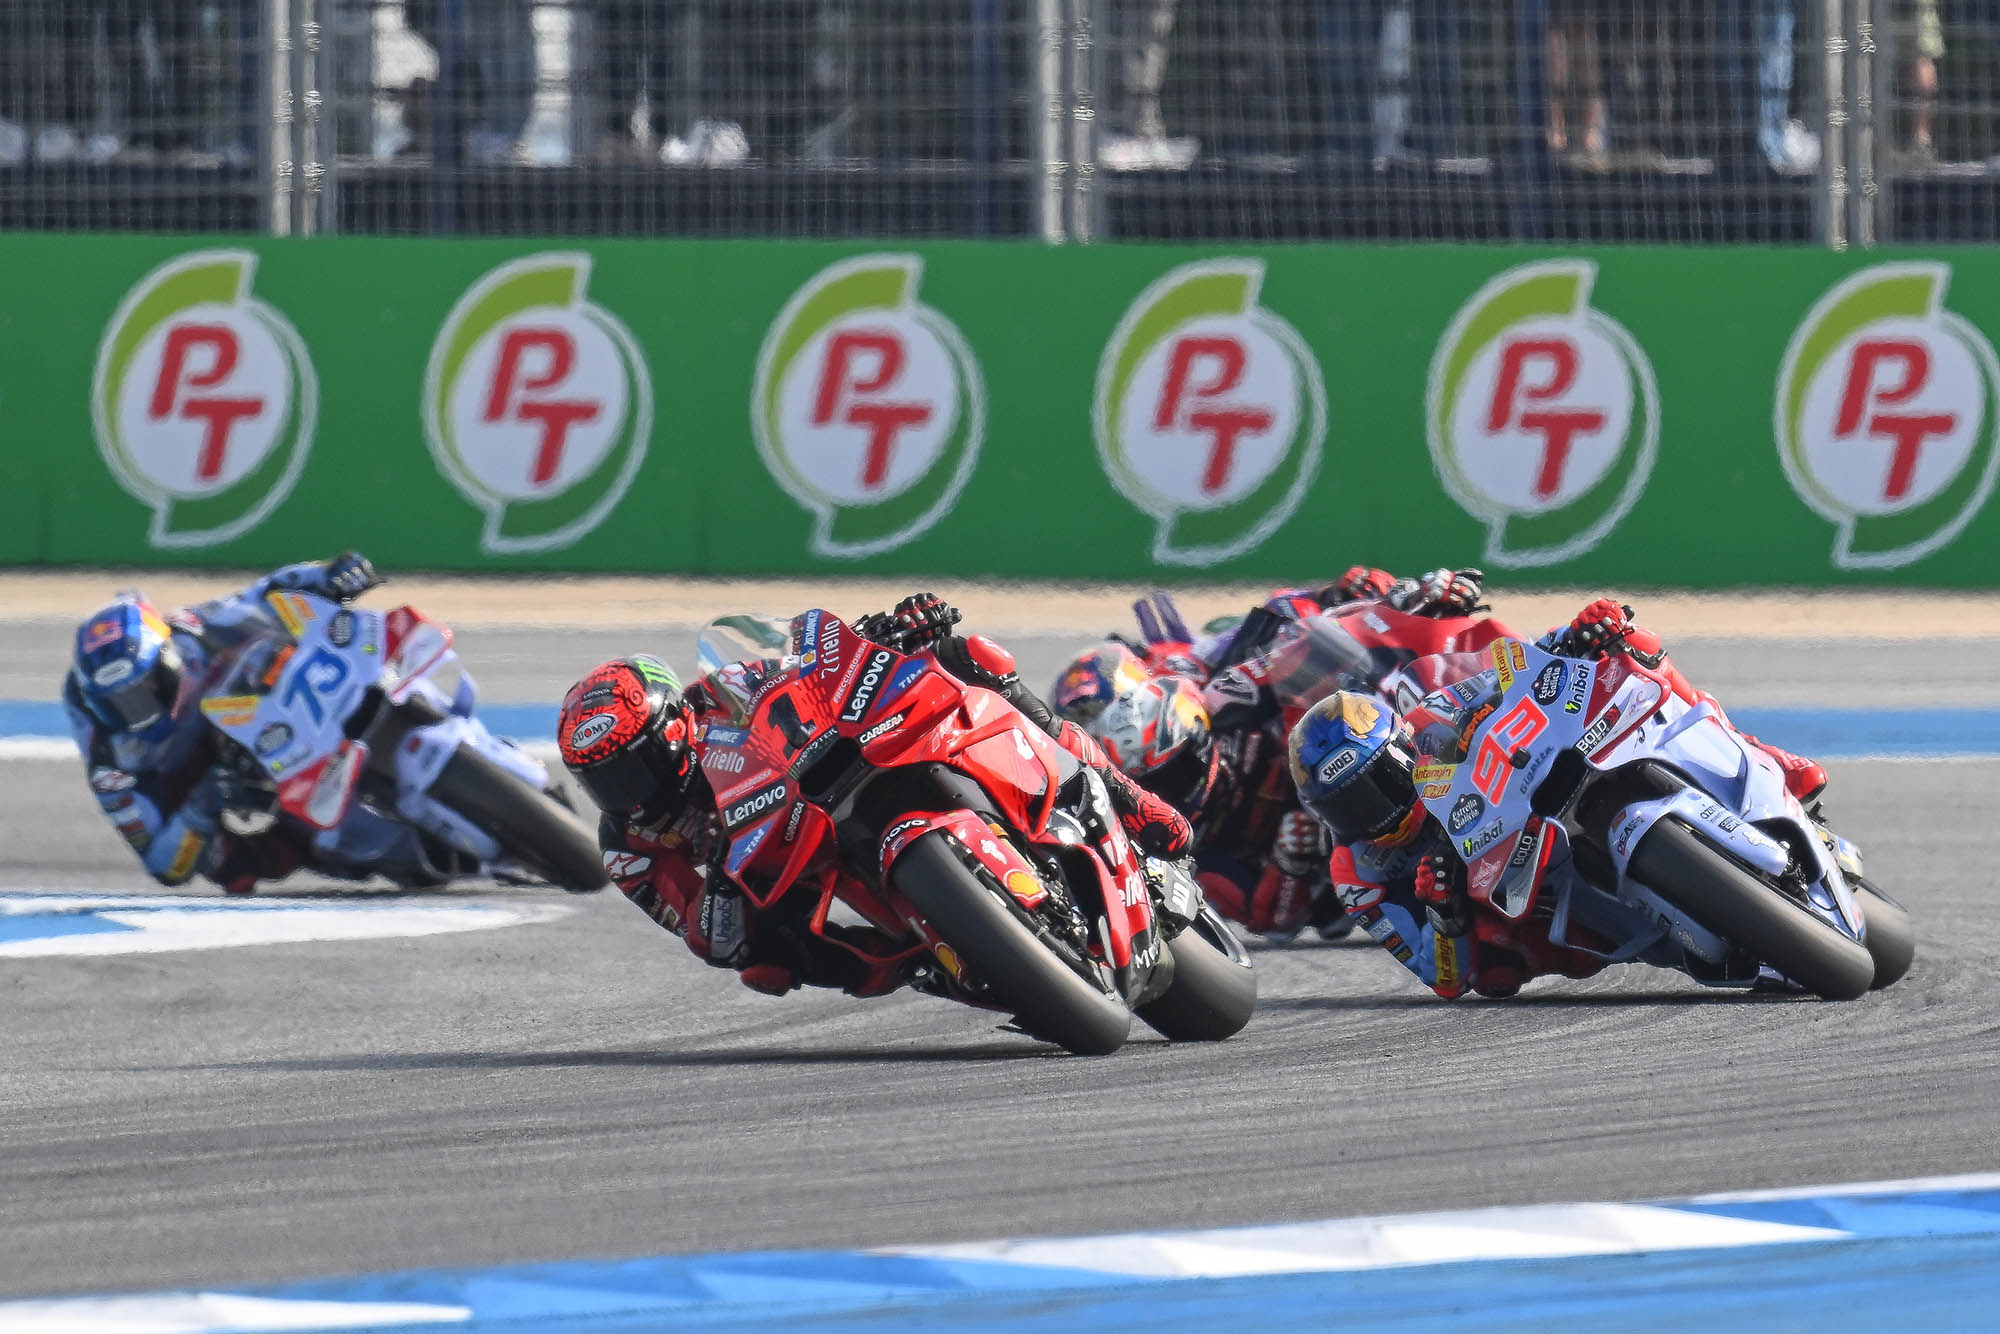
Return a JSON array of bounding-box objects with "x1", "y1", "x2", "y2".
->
[
  {"x1": 424, "y1": 253, "x2": 652, "y2": 555},
  {"x1": 1095, "y1": 259, "x2": 1325, "y2": 566},
  {"x1": 753, "y1": 254, "x2": 985, "y2": 558},
  {"x1": 1775, "y1": 263, "x2": 2000, "y2": 569},
  {"x1": 1427, "y1": 260, "x2": 1658, "y2": 568},
  {"x1": 92, "y1": 250, "x2": 317, "y2": 548}
]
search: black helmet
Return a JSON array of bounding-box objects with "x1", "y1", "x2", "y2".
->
[{"x1": 557, "y1": 656, "x2": 696, "y2": 824}]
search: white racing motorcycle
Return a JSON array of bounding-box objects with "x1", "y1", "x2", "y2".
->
[
  {"x1": 1398, "y1": 637, "x2": 1913, "y2": 999},
  {"x1": 197, "y1": 587, "x2": 605, "y2": 893}
]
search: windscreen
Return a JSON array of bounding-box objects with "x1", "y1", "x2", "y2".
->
[{"x1": 694, "y1": 613, "x2": 794, "y2": 725}]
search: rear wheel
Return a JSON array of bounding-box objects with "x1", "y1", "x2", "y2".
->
[
  {"x1": 429, "y1": 745, "x2": 608, "y2": 893},
  {"x1": 1136, "y1": 906, "x2": 1258, "y2": 1041},
  {"x1": 891, "y1": 831, "x2": 1131, "y2": 1056},
  {"x1": 1628, "y1": 819, "x2": 1874, "y2": 1000},
  {"x1": 1855, "y1": 878, "x2": 1916, "y2": 990}
]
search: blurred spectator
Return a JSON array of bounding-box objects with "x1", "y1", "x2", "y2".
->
[
  {"x1": 405, "y1": 0, "x2": 535, "y2": 164},
  {"x1": 1905, "y1": 0, "x2": 1944, "y2": 154},
  {"x1": 1752, "y1": 0, "x2": 1818, "y2": 175},
  {"x1": 1544, "y1": 1, "x2": 1607, "y2": 160},
  {"x1": 1320, "y1": 1, "x2": 1466, "y2": 169},
  {"x1": 591, "y1": 2, "x2": 811, "y2": 166},
  {"x1": 1100, "y1": 0, "x2": 1197, "y2": 170}
]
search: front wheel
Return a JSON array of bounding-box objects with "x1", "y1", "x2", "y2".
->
[
  {"x1": 1628, "y1": 819, "x2": 1874, "y2": 1001},
  {"x1": 1135, "y1": 906, "x2": 1258, "y2": 1041},
  {"x1": 428, "y1": 745, "x2": 608, "y2": 893},
  {"x1": 891, "y1": 831, "x2": 1132, "y2": 1056},
  {"x1": 1855, "y1": 878, "x2": 1916, "y2": 990}
]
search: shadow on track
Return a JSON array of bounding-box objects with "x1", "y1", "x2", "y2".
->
[
  {"x1": 1257, "y1": 988, "x2": 1805, "y2": 1012},
  {"x1": 209, "y1": 1041, "x2": 1075, "y2": 1073}
]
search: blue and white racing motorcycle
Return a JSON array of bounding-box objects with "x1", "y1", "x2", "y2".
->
[
  {"x1": 198, "y1": 588, "x2": 605, "y2": 893},
  {"x1": 1397, "y1": 637, "x2": 1913, "y2": 999}
]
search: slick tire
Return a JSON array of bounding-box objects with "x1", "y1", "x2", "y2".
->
[
  {"x1": 429, "y1": 745, "x2": 608, "y2": 893},
  {"x1": 891, "y1": 831, "x2": 1131, "y2": 1056},
  {"x1": 1856, "y1": 878, "x2": 1916, "y2": 991},
  {"x1": 1629, "y1": 819, "x2": 1874, "y2": 1001},
  {"x1": 1136, "y1": 906, "x2": 1258, "y2": 1042}
]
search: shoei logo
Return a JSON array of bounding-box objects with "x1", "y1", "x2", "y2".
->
[
  {"x1": 1776, "y1": 263, "x2": 2000, "y2": 569},
  {"x1": 1095, "y1": 259, "x2": 1326, "y2": 567},
  {"x1": 753, "y1": 254, "x2": 985, "y2": 558},
  {"x1": 92, "y1": 250, "x2": 318, "y2": 548},
  {"x1": 425, "y1": 253, "x2": 653, "y2": 555},
  {"x1": 1427, "y1": 260, "x2": 1658, "y2": 568}
]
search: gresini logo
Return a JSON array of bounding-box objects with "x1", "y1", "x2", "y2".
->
[
  {"x1": 424, "y1": 253, "x2": 652, "y2": 554},
  {"x1": 1427, "y1": 260, "x2": 1658, "y2": 568},
  {"x1": 1095, "y1": 259, "x2": 1325, "y2": 566},
  {"x1": 753, "y1": 254, "x2": 985, "y2": 558},
  {"x1": 92, "y1": 250, "x2": 318, "y2": 548},
  {"x1": 1775, "y1": 263, "x2": 2000, "y2": 569}
]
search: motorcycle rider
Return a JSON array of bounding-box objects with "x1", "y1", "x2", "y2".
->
[
  {"x1": 1053, "y1": 567, "x2": 1489, "y2": 939},
  {"x1": 61, "y1": 553, "x2": 468, "y2": 895},
  {"x1": 562, "y1": 594, "x2": 1194, "y2": 998},
  {"x1": 1288, "y1": 598, "x2": 1828, "y2": 999}
]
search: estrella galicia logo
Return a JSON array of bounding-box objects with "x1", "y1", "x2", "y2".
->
[
  {"x1": 424, "y1": 253, "x2": 653, "y2": 555},
  {"x1": 1775, "y1": 263, "x2": 2000, "y2": 570},
  {"x1": 752, "y1": 254, "x2": 985, "y2": 559},
  {"x1": 1095, "y1": 259, "x2": 1326, "y2": 567},
  {"x1": 1448, "y1": 792, "x2": 1485, "y2": 835},
  {"x1": 1531, "y1": 661, "x2": 1565, "y2": 706},
  {"x1": 1427, "y1": 260, "x2": 1659, "y2": 568},
  {"x1": 92, "y1": 250, "x2": 318, "y2": 549}
]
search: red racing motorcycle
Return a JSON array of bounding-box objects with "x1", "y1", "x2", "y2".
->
[{"x1": 687, "y1": 611, "x2": 1257, "y2": 1055}]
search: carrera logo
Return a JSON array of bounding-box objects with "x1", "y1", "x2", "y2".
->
[
  {"x1": 1448, "y1": 792, "x2": 1485, "y2": 834},
  {"x1": 783, "y1": 800, "x2": 808, "y2": 843},
  {"x1": 724, "y1": 782, "x2": 788, "y2": 829},
  {"x1": 859, "y1": 711, "x2": 905, "y2": 744},
  {"x1": 568, "y1": 713, "x2": 617, "y2": 750},
  {"x1": 840, "y1": 649, "x2": 897, "y2": 723}
]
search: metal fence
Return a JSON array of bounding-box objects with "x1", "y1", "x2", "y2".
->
[{"x1": 1, "y1": 1, "x2": 1997, "y2": 243}]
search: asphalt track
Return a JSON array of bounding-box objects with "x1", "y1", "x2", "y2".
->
[{"x1": 0, "y1": 624, "x2": 1992, "y2": 1302}]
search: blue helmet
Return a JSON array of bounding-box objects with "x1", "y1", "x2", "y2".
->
[
  {"x1": 1288, "y1": 691, "x2": 1421, "y2": 845},
  {"x1": 73, "y1": 597, "x2": 187, "y2": 742}
]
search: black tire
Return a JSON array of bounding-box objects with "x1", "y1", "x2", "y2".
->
[
  {"x1": 1855, "y1": 878, "x2": 1916, "y2": 990},
  {"x1": 1628, "y1": 819, "x2": 1874, "y2": 1001},
  {"x1": 891, "y1": 831, "x2": 1131, "y2": 1056},
  {"x1": 429, "y1": 745, "x2": 608, "y2": 893},
  {"x1": 1136, "y1": 906, "x2": 1258, "y2": 1041}
]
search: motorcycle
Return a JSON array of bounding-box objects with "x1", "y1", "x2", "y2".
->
[
  {"x1": 1402, "y1": 636, "x2": 1914, "y2": 999},
  {"x1": 196, "y1": 586, "x2": 606, "y2": 893},
  {"x1": 687, "y1": 610, "x2": 1257, "y2": 1055}
]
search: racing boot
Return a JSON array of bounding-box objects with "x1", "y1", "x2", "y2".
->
[{"x1": 1739, "y1": 734, "x2": 1828, "y2": 804}]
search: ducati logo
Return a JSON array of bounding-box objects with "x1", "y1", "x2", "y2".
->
[
  {"x1": 1776, "y1": 263, "x2": 2000, "y2": 569},
  {"x1": 1427, "y1": 260, "x2": 1658, "y2": 568},
  {"x1": 753, "y1": 254, "x2": 985, "y2": 558},
  {"x1": 1094, "y1": 259, "x2": 1326, "y2": 566},
  {"x1": 92, "y1": 250, "x2": 318, "y2": 548},
  {"x1": 424, "y1": 253, "x2": 653, "y2": 555}
]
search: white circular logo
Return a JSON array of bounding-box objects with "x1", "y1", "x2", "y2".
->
[
  {"x1": 569, "y1": 713, "x2": 617, "y2": 750},
  {"x1": 113, "y1": 304, "x2": 293, "y2": 498},
  {"x1": 773, "y1": 312, "x2": 960, "y2": 507},
  {"x1": 445, "y1": 308, "x2": 632, "y2": 503}
]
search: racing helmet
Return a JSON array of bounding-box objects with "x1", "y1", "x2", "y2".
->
[
  {"x1": 558, "y1": 656, "x2": 697, "y2": 825},
  {"x1": 1288, "y1": 691, "x2": 1422, "y2": 845},
  {"x1": 1049, "y1": 642, "x2": 1152, "y2": 728},
  {"x1": 72, "y1": 597, "x2": 187, "y2": 743},
  {"x1": 1090, "y1": 673, "x2": 1219, "y2": 816}
]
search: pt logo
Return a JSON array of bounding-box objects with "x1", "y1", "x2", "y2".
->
[
  {"x1": 753, "y1": 254, "x2": 984, "y2": 558},
  {"x1": 1427, "y1": 259, "x2": 1658, "y2": 568},
  {"x1": 424, "y1": 253, "x2": 652, "y2": 554},
  {"x1": 1775, "y1": 263, "x2": 2000, "y2": 569},
  {"x1": 1094, "y1": 259, "x2": 1325, "y2": 566},
  {"x1": 91, "y1": 250, "x2": 317, "y2": 548}
]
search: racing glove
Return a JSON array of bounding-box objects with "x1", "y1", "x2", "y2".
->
[
  {"x1": 1560, "y1": 597, "x2": 1634, "y2": 657},
  {"x1": 323, "y1": 551, "x2": 380, "y2": 603},
  {"x1": 1322, "y1": 566, "x2": 1395, "y2": 606},
  {"x1": 1397, "y1": 567, "x2": 1487, "y2": 618},
  {"x1": 860, "y1": 593, "x2": 961, "y2": 652},
  {"x1": 1413, "y1": 854, "x2": 1473, "y2": 937}
]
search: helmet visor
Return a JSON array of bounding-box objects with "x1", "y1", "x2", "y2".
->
[
  {"x1": 1302, "y1": 741, "x2": 1419, "y2": 845},
  {"x1": 1141, "y1": 735, "x2": 1217, "y2": 815},
  {"x1": 90, "y1": 661, "x2": 179, "y2": 732},
  {"x1": 575, "y1": 734, "x2": 686, "y2": 817}
]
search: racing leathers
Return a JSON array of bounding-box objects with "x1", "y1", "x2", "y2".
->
[
  {"x1": 598, "y1": 595, "x2": 1195, "y2": 996},
  {"x1": 1325, "y1": 599, "x2": 1824, "y2": 999},
  {"x1": 61, "y1": 557, "x2": 447, "y2": 893},
  {"x1": 1186, "y1": 567, "x2": 1490, "y2": 937}
]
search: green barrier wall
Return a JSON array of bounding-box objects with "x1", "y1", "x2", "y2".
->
[{"x1": 4, "y1": 235, "x2": 1998, "y2": 584}]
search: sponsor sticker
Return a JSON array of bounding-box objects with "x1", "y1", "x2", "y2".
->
[
  {"x1": 1427, "y1": 260, "x2": 1659, "y2": 568},
  {"x1": 1531, "y1": 661, "x2": 1565, "y2": 706},
  {"x1": 840, "y1": 648, "x2": 897, "y2": 724},
  {"x1": 1576, "y1": 706, "x2": 1621, "y2": 757},
  {"x1": 704, "y1": 724, "x2": 750, "y2": 748},
  {"x1": 1460, "y1": 821, "x2": 1504, "y2": 858},
  {"x1": 753, "y1": 255, "x2": 985, "y2": 558},
  {"x1": 92, "y1": 250, "x2": 318, "y2": 548},
  {"x1": 255, "y1": 722, "x2": 293, "y2": 757},
  {"x1": 723, "y1": 781, "x2": 788, "y2": 829},
  {"x1": 568, "y1": 713, "x2": 617, "y2": 750},
  {"x1": 91, "y1": 767, "x2": 139, "y2": 794},
  {"x1": 1447, "y1": 792, "x2": 1485, "y2": 835},
  {"x1": 1775, "y1": 262, "x2": 2000, "y2": 569},
  {"x1": 879, "y1": 816, "x2": 928, "y2": 865},
  {"x1": 1094, "y1": 259, "x2": 1327, "y2": 566},
  {"x1": 859, "y1": 711, "x2": 905, "y2": 745},
  {"x1": 92, "y1": 660, "x2": 135, "y2": 687},
  {"x1": 424, "y1": 253, "x2": 653, "y2": 555},
  {"x1": 1315, "y1": 745, "x2": 1359, "y2": 786},
  {"x1": 327, "y1": 610, "x2": 355, "y2": 648}
]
